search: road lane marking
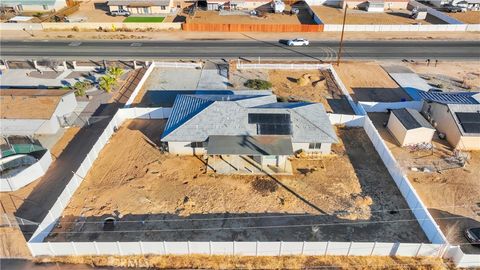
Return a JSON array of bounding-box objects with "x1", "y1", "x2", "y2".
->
[
  {"x1": 131, "y1": 43, "x2": 142, "y2": 47},
  {"x1": 69, "y1": 42, "x2": 82, "y2": 46}
]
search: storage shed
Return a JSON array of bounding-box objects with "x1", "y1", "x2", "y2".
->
[{"x1": 387, "y1": 108, "x2": 435, "y2": 147}]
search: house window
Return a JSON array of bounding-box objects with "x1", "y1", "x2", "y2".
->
[
  {"x1": 309, "y1": 143, "x2": 322, "y2": 150},
  {"x1": 190, "y1": 142, "x2": 204, "y2": 148},
  {"x1": 161, "y1": 5, "x2": 166, "y2": 10}
]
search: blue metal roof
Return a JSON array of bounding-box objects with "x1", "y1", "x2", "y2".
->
[{"x1": 418, "y1": 91, "x2": 479, "y2": 105}]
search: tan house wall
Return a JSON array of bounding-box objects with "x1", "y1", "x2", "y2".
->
[
  {"x1": 387, "y1": 113, "x2": 434, "y2": 146},
  {"x1": 387, "y1": 113, "x2": 407, "y2": 146},
  {"x1": 292, "y1": 142, "x2": 332, "y2": 154},
  {"x1": 168, "y1": 141, "x2": 207, "y2": 155}
]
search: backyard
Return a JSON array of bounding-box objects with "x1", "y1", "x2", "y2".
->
[
  {"x1": 46, "y1": 119, "x2": 427, "y2": 243},
  {"x1": 334, "y1": 62, "x2": 411, "y2": 102},
  {"x1": 369, "y1": 112, "x2": 480, "y2": 255},
  {"x1": 311, "y1": 6, "x2": 443, "y2": 24}
]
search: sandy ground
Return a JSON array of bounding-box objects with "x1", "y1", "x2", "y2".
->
[
  {"x1": 267, "y1": 69, "x2": 354, "y2": 114},
  {"x1": 47, "y1": 119, "x2": 426, "y2": 243},
  {"x1": 0, "y1": 226, "x2": 31, "y2": 258},
  {"x1": 2, "y1": 29, "x2": 479, "y2": 41},
  {"x1": 447, "y1": 11, "x2": 480, "y2": 24},
  {"x1": 334, "y1": 62, "x2": 411, "y2": 102},
  {"x1": 189, "y1": 8, "x2": 315, "y2": 25},
  {"x1": 311, "y1": 6, "x2": 441, "y2": 24},
  {"x1": 70, "y1": 0, "x2": 125, "y2": 22},
  {"x1": 369, "y1": 113, "x2": 480, "y2": 254},
  {"x1": 49, "y1": 127, "x2": 81, "y2": 159},
  {"x1": 401, "y1": 61, "x2": 480, "y2": 90}
]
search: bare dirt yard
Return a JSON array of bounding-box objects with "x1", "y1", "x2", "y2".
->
[
  {"x1": 311, "y1": 6, "x2": 442, "y2": 24},
  {"x1": 369, "y1": 113, "x2": 480, "y2": 254},
  {"x1": 188, "y1": 8, "x2": 316, "y2": 25},
  {"x1": 70, "y1": 0, "x2": 124, "y2": 22},
  {"x1": 446, "y1": 11, "x2": 480, "y2": 24},
  {"x1": 402, "y1": 61, "x2": 480, "y2": 91},
  {"x1": 334, "y1": 62, "x2": 411, "y2": 102},
  {"x1": 47, "y1": 119, "x2": 426, "y2": 243}
]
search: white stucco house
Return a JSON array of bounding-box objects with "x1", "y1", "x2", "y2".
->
[
  {"x1": 160, "y1": 91, "x2": 337, "y2": 174},
  {"x1": 0, "y1": 89, "x2": 77, "y2": 136},
  {"x1": 0, "y1": 0, "x2": 67, "y2": 12}
]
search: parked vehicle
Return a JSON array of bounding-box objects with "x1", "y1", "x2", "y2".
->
[
  {"x1": 286, "y1": 38, "x2": 309, "y2": 46},
  {"x1": 464, "y1": 227, "x2": 480, "y2": 246},
  {"x1": 440, "y1": 4, "x2": 465, "y2": 12},
  {"x1": 110, "y1": 10, "x2": 131, "y2": 16}
]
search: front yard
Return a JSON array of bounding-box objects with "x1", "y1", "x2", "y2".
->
[{"x1": 123, "y1": 16, "x2": 165, "y2": 23}]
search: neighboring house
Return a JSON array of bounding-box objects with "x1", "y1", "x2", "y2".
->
[
  {"x1": 419, "y1": 91, "x2": 480, "y2": 151},
  {"x1": 107, "y1": 0, "x2": 173, "y2": 14},
  {"x1": 0, "y1": 89, "x2": 77, "y2": 136},
  {"x1": 387, "y1": 108, "x2": 435, "y2": 147},
  {"x1": 199, "y1": 0, "x2": 271, "y2": 10},
  {"x1": 161, "y1": 92, "x2": 337, "y2": 174},
  {"x1": 452, "y1": 0, "x2": 480, "y2": 10},
  {"x1": 341, "y1": 0, "x2": 408, "y2": 10},
  {"x1": 0, "y1": 0, "x2": 67, "y2": 12}
]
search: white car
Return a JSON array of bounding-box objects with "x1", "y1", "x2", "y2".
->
[
  {"x1": 287, "y1": 38, "x2": 309, "y2": 46},
  {"x1": 110, "y1": 10, "x2": 131, "y2": 16}
]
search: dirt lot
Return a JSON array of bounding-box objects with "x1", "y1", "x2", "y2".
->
[
  {"x1": 189, "y1": 9, "x2": 315, "y2": 24},
  {"x1": 334, "y1": 62, "x2": 411, "y2": 102},
  {"x1": 402, "y1": 61, "x2": 480, "y2": 91},
  {"x1": 446, "y1": 11, "x2": 480, "y2": 24},
  {"x1": 369, "y1": 113, "x2": 480, "y2": 254},
  {"x1": 70, "y1": 0, "x2": 124, "y2": 22},
  {"x1": 47, "y1": 119, "x2": 426, "y2": 243},
  {"x1": 311, "y1": 6, "x2": 442, "y2": 24}
]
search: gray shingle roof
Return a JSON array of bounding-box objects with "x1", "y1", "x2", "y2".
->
[{"x1": 161, "y1": 93, "x2": 337, "y2": 144}]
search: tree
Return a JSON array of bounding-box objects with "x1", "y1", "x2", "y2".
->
[
  {"x1": 244, "y1": 79, "x2": 272, "y2": 90},
  {"x1": 99, "y1": 75, "x2": 116, "y2": 93},
  {"x1": 107, "y1": 66, "x2": 124, "y2": 80},
  {"x1": 72, "y1": 81, "x2": 91, "y2": 96}
]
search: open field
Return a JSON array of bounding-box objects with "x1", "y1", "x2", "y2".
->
[
  {"x1": 35, "y1": 254, "x2": 452, "y2": 269},
  {"x1": 188, "y1": 9, "x2": 316, "y2": 25},
  {"x1": 124, "y1": 17, "x2": 165, "y2": 23},
  {"x1": 446, "y1": 11, "x2": 480, "y2": 24},
  {"x1": 334, "y1": 62, "x2": 411, "y2": 102},
  {"x1": 311, "y1": 6, "x2": 443, "y2": 24},
  {"x1": 369, "y1": 113, "x2": 480, "y2": 254},
  {"x1": 47, "y1": 119, "x2": 426, "y2": 243}
]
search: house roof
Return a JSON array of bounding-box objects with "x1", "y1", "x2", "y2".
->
[
  {"x1": 0, "y1": 89, "x2": 73, "y2": 120},
  {"x1": 161, "y1": 93, "x2": 338, "y2": 144},
  {"x1": 419, "y1": 91, "x2": 480, "y2": 105},
  {"x1": 1, "y1": 0, "x2": 58, "y2": 6},
  {"x1": 108, "y1": 0, "x2": 171, "y2": 6},
  {"x1": 447, "y1": 104, "x2": 480, "y2": 136},
  {"x1": 208, "y1": 135, "x2": 293, "y2": 156},
  {"x1": 391, "y1": 108, "x2": 433, "y2": 130}
]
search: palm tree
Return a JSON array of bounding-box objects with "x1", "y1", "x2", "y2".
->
[
  {"x1": 99, "y1": 75, "x2": 116, "y2": 93},
  {"x1": 107, "y1": 66, "x2": 124, "y2": 80}
]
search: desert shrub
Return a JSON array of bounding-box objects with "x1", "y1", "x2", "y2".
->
[
  {"x1": 244, "y1": 79, "x2": 272, "y2": 90},
  {"x1": 72, "y1": 26, "x2": 79, "y2": 32}
]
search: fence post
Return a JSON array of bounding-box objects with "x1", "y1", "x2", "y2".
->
[
  {"x1": 301, "y1": 241, "x2": 305, "y2": 255},
  {"x1": 347, "y1": 241, "x2": 353, "y2": 256},
  {"x1": 139, "y1": 241, "x2": 144, "y2": 255},
  {"x1": 370, "y1": 242, "x2": 376, "y2": 256},
  {"x1": 256, "y1": 241, "x2": 259, "y2": 256},
  {"x1": 117, "y1": 241, "x2": 122, "y2": 255},
  {"x1": 48, "y1": 241, "x2": 55, "y2": 256},
  {"x1": 233, "y1": 241, "x2": 235, "y2": 255},
  {"x1": 279, "y1": 241, "x2": 283, "y2": 256},
  {"x1": 325, "y1": 241, "x2": 329, "y2": 256},
  {"x1": 94, "y1": 241, "x2": 99, "y2": 255},
  {"x1": 209, "y1": 241, "x2": 212, "y2": 255},
  {"x1": 71, "y1": 241, "x2": 78, "y2": 256},
  {"x1": 187, "y1": 241, "x2": 190, "y2": 255},
  {"x1": 163, "y1": 241, "x2": 167, "y2": 255}
]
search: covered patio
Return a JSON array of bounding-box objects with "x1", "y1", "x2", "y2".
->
[{"x1": 206, "y1": 135, "x2": 293, "y2": 175}]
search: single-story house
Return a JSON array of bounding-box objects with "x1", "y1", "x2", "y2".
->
[
  {"x1": 161, "y1": 92, "x2": 338, "y2": 174},
  {"x1": 0, "y1": 89, "x2": 77, "y2": 136},
  {"x1": 0, "y1": 0, "x2": 66, "y2": 12},
  {"x1": 387, "y1": 108, "x2": 435, "y2": 147},
  {"x1": 200, "y1": 0, "x2": 272, "y2": 10},
  {"x1": 107, "y1": 0, "x2": 173, "y2": 14},
  {"x1": 452, "y1": 0, "x2": 480, "y2": 10},
  {"x1": 341, "y1": 0, "x2": 408, "y2": 10},
  {"x1": 420, "y1": 91, "x2": 480, "y2": 151}
]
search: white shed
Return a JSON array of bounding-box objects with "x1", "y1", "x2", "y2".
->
[{"x1": 387, "y1": 108, "x2": 435, "y2": 147}]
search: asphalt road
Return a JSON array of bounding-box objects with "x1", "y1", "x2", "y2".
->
[{"x1": 1, "y1": 40, "x2": 479, "y2": 61}]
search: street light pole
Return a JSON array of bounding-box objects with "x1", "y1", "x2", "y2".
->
[{"x1": 336, "y1": 4, "x2": 348, "y2": 66}]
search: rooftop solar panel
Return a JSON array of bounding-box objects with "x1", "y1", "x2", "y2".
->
[
  {"x1": 456, "y1": 112, "x2": 480, "y2": 123},
  {"x1": 248, "y1": 113, "x2": 290, "y2": 124},
  {"x1": 461, "y1": 123, "x2": 480, "y2": 134},
  {"x1": 258, "y1": 124, "x2": 292, "y2": 135}
]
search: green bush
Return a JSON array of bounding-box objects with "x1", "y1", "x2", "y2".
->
[{"x1": 244, "y1": 79, "x2": 272, "y2": 90}]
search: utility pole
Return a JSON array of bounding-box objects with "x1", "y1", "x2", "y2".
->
[{"x1": 336, "y1": 4, "x2": 348, "y2": 66}]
